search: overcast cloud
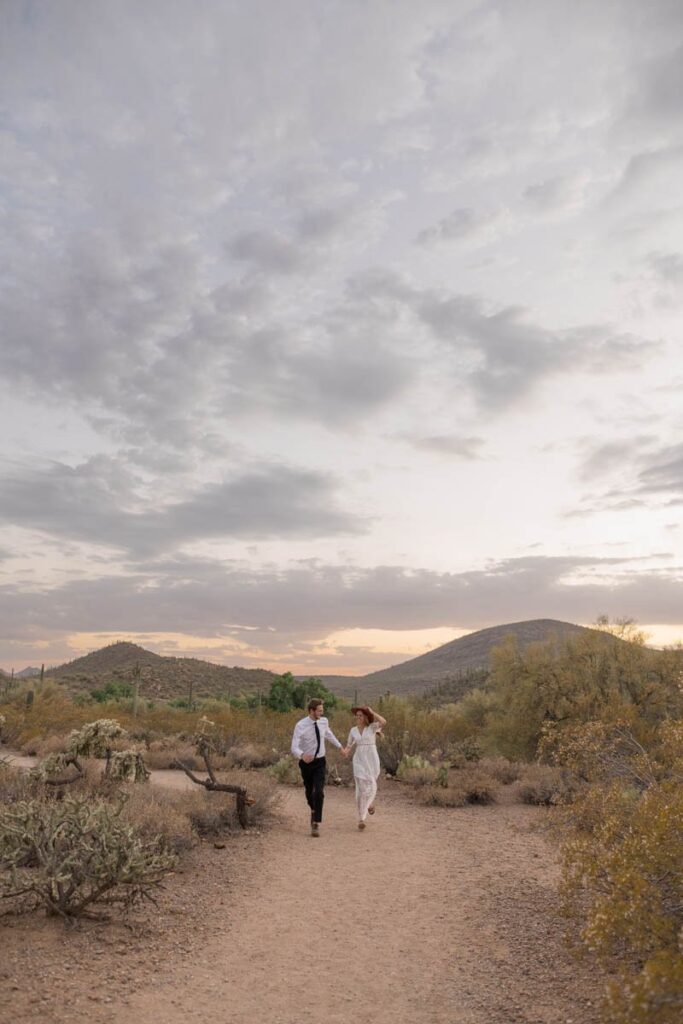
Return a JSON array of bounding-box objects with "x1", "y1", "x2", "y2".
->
[{"x1": 1, "y1": 1, "x2": 682, "y2": 672}]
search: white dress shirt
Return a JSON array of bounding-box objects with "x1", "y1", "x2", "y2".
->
[{"x1": 291, "y1": 715, "x2": 343, "y2": 759}]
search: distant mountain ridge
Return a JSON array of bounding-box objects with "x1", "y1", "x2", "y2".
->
[
  {"x1": 45, "y1": 641, "x2": 277, "y2": 701},
  {"x1": 322, "y1": 619, "x2": 596, "y2": 700},
  {"x1": 6, "y1": 619, "x2": 609, "y2": 703}
]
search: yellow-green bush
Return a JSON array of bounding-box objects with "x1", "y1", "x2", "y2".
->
[
  {"x1": 485, "y1": 625, "x2": 683, "y2": 761},
  {"x1": 371, "y1": 695, "x2": 473, "y2": 774},
  {"x1": 561, "y1": 780, "x2": 683, "y2": 1023},
  {"x1": 554, "y1": 716, "x2": 683, "y2": 1023}
]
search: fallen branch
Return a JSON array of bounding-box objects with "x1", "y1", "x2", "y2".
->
[{"x1": 172, "y1": 740, "x2": 253, "y2": 828}]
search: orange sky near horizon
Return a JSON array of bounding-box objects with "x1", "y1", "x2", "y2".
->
[{"x1": 6, "y1": 622, "x2": 677, "y2": 678}]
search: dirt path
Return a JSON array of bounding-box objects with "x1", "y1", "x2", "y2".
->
[{"x1": 1, "y1": 764, "x2": 604, "y2": 1024}]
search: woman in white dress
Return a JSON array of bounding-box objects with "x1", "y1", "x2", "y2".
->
[{"x1": 346, "y1": 705, "x2": 387, "y2": 830}]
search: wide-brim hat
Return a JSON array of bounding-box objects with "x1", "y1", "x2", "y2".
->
[{"x1": 351, "y1": 705, "x2": 374, "y2": 723}]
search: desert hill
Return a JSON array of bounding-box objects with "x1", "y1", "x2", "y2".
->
[
  {"x1": 8, "y1": 619, "x2": 620, "y2": 704},
  {"x1": 46, "y1": 641, "x2": 277, "y2": 701},
  {"x1": 324, "y1": 619, "x2": 595, "y2": 700}
]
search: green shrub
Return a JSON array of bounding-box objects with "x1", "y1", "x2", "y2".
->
[
  {"x1": 447, "y1": 736, "x2": 483, "y2": 767},
  {"x1": 91, "y1": 681, "x2": 133, "y2": 704},
  {"x1": 268, "y1": 756, "x2": 301, "y2": 786},
  {"x1": 396, "y1": 754, "x2": 438, "y2": 786},
  {"x1": 370, "y1": 695, "x2": 472, "y2": 774},
  {"x1": 0, "y1": 795, "x2": 176, "y2": 918}
]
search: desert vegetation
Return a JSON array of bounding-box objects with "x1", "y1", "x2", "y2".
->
[
  {"x1": 2, "y1": 620, "x2": 682, "y2": 1019},
  {"x1": 0, "y1": 711, "x2": 279, "y2": 921}
]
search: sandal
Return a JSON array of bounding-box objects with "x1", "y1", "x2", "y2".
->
[{"x1": 368, "y1": 805, "x2": 375, "y2": 815}]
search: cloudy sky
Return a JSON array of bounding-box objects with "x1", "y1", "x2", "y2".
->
[{"x1": 1, "y1": 0, "x2": 683, "y2": 674}]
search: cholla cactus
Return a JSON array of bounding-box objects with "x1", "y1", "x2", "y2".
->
[
  {"x1": 67, "y1": 719, "x2": 127, "y2": 758},
  {"x1": 31, "y1": 752, "x2": 74, "y2": 781},
  {"x1": 0, "y1": 795, "x2": 176, "y2": 917},
  {"x1": 107, "y1": 750, "x2": 150, "y2": 783}
]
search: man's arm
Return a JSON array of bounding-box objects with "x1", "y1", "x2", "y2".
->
[
  {"x1": 324, "y1": 721, "x2": 343, "y2": 749},
  {"x1": 291, "y1": 720, "x2": 305, "y2": 758}
]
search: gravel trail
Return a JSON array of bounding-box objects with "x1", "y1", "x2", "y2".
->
[{"x1": 1, "y1": 767, "x2": 604, "y2": 1024}]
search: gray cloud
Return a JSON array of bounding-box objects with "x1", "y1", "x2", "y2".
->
[
  {"x1": 0, "y1": 458, "x2": 363, "y2": 555},
  {"x1": 0, "y1": 554, "x2": 681, "y2": 669},
  {"x1": 416, "y1": 207, "x2": 504, "y2": 246},
  {"x1": 2, "y1": 1, "x2": 683, "y2": 670},
  {"x1": 577, "y1": 436, "x2": 659, "y2": 482},
  {"x1": 608, "y1": 145, "x2": 683, "y2": 206},
  {"x1": 522, "y1": 175, "x2": 585, "y2": 213},
  {"x1": 646, "y1": 250, "x2": 683, "y2": 308},
  {"x1": 229, "y1": 230, "x2": 306, "y2": 275},
  {"x1": 402, "y1": 435, "x2": 486, "y2": 459},
  {"x1": 415, "y1": 290, "x2": 654, "y2": 408},
  {"x1": 637, "y1": 443, "x2": 683, "y2": 498},
  {"x1": 337, "y1": 270, "x2": 656, "y2": 409}
]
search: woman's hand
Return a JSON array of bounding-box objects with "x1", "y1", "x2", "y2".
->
[{"x1": 368, "y1": 705, "x2": 387, "y2": 728}]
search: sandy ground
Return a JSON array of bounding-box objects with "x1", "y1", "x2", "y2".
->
[{"x1": 0, "y1": 759, "x2": 605, "y2": 1024}]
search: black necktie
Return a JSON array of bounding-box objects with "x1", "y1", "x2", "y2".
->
[{"x1": 314, "y1": 721, "x2": 321, "y2": 758}]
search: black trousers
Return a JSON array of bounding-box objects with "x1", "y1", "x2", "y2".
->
[{"x1": 299, "y1": 756, "x2": 326, "y2": 823}]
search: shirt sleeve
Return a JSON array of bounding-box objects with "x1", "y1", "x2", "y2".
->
[
  {"x1": 347, "y1": 728, "x2": 355, "y2": 746},
  {"x1": 324, "y1": 722, "x2": 343, "y2": 749},
  {"x1": 291, "y1": 720, "x2": 304, "y2": 758}
]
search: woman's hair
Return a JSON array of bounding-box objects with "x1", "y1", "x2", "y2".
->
[
  {"x1": 308, "y1": 697, "x2": 324, "y2": 711},
  {"x1": 351, "y1": 705, "x2": 374, "y2": 723}
]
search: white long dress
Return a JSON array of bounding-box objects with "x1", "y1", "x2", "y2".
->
[{"x1": 348, "y1": 722, "x2": 381, "y2": 822}]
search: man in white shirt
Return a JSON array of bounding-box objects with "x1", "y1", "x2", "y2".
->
[{"x1": 291, "y1": 697, "x2": 345, "y2": 837}]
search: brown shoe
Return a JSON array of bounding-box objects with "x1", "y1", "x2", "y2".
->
[
  {"x1": 311, "y1": 822, "x2": 320, "y2": 837},
  {"x1": 358, "y1": 821, "x2": 366, "y2": 830},
  {"x1": 368, "y1": 805, "x2": 375, "y2": 815}
]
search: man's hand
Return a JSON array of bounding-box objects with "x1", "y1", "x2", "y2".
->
[{"x1": 301, "y1": 753, "x2": 314, "y2": 764}]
